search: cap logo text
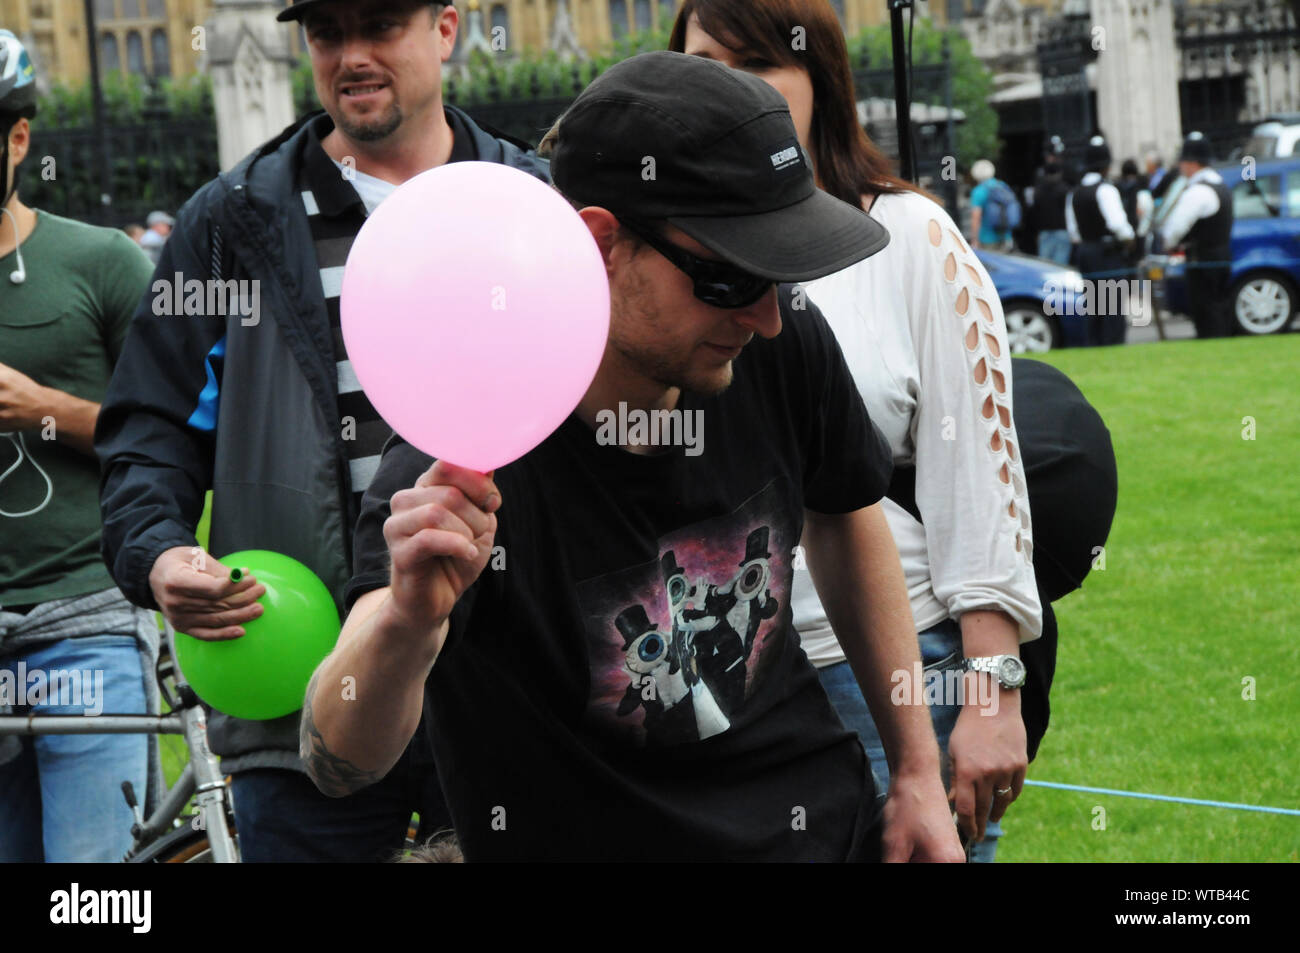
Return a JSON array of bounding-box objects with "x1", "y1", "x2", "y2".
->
[{"x1": 770, "y1": 145, "x2": 800, "y2": 171}]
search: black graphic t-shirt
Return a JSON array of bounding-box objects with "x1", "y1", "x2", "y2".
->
[{"x1": 347, "y1": 286, "x2": 892, "y2": 861}]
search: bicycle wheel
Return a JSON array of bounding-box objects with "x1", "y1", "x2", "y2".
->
[{"x1": 128, "y1": 820, "x2": 237, "y2": 863}]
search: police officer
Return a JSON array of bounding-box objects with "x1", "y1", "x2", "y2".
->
[
  {"x1": 1116, "y1": 159, "x2": 1154, "y2": 253},
  {"x1": 1067, "y1": 135, "x2": 1136, "y2": 346},
  {"x1": 1159, "y1": 131, "x2": 1234, "y2": 338}
]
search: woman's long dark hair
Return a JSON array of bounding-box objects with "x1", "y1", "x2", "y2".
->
[{"x1": 668, "y1": 0, "x2": 932, "y2": 208}]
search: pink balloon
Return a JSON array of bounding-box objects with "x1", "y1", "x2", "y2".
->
[{"x1": 340, "y1": 161, "x2": 610, "y2": 472}]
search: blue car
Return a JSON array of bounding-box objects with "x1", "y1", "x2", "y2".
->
[
  {"x1": 975, "y1": 249, "x2": 1088, "y2": 352},
  {"x1": 1156, "y1": 156, "x2": 1300, "y2": 335}
]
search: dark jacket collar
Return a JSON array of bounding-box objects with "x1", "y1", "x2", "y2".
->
[{"x1": 297, "y1": 108, "x2": 486, "y2": 218}]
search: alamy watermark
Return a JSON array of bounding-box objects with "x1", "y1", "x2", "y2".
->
[
  {"x1": 594, "y1": 401, "x2": 704, "y2": 457},
  {"x1": 151, "y1": 274, "x2": 261, "y2": 326},
  {"x1": 49, "y1": 883, "x2": 151, "y2": 933},
  {"x1": 891, "y1": 663, "x2": 999, "y2": 716},
  {"x1": 0, "y1": 663, "x2": 104, "y2": 716},
  {"x1": 1043, "y1": 277, "x2": 1152, "y2": 326}
]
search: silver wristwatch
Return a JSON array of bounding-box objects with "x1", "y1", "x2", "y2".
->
[{"x1": 963, "y1": 654, "x2": 1027, "y2": 690}]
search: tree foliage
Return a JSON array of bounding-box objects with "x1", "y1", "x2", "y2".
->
[
  {"x1": 846, "y1": 19, "x2": 999, "y2": 169},
  {"x1": 36, "y1": 71, "x2": 214, "y2": 126}
]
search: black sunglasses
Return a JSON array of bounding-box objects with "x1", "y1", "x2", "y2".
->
[{"x1": 618, "y1": 218, "x2": 774, "y2": 309}]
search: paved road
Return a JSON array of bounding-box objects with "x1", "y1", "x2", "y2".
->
[
  {"x1": 1126, "y1": 311, "x2": 1197, "y2": 344},
  {"x1": 1124, "y1": 311, "x2": 1297, "y2": 344}
]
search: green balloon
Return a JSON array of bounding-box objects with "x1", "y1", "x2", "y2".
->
[{"x1": 174, "y1": 550, "x2": 341, "y2": 720}]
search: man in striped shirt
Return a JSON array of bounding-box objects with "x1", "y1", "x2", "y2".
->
[{"x1": 96, "y1": 0, "x2": 547, "y2": 861}]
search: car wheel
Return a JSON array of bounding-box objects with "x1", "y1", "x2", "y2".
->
[
  {"x1": 1003, "y1": 302, "x2": 1060, "y2": 353},
  {"x1": 1232, "y1": 274, "x2": 1295, "y2": 335}
]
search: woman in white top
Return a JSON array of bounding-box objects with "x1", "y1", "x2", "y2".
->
[{"x1": 671, "y1": 0, "x2": 1044, "y2": 860}]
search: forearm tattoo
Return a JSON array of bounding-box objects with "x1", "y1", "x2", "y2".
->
[{"x1": 299, "y1": 670, "x2": 383, "y2": 797}]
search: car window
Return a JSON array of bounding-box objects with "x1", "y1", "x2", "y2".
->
[
  {"x1": 1243, "y1": 135, "x2": 1278, "y2": 159},
  {"x1": 1287, "y1": 171, "x2": 1300, "y2": 215},
  {"x1": 1232, "y1": 175, "x2": 1282, "y2": 219}
]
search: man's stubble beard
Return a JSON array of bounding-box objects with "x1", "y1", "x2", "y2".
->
[
  {"x1": 611, "y1": 267, "x2": 734, "y2": 398},
  {"x1": 336, "y1": 102, "x2": 404, "y2": 142}
]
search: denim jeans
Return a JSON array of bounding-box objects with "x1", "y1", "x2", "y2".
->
[
  {"x1": 818, "y1": 619, "x2": 1004, "y2": 863},
  {"x1": 231, "y1": 738, "x2": 452, "y2": 862},
  {"x1": 1037, "y1": 229, "x2": 1072, "y2": 266},
  {"x1": 0, "y1": 634, "x2": 148, "y2": 862}
]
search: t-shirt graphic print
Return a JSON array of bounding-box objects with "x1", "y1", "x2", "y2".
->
[{"x1": 580, "y1": 481, "x2": 794, "y2": 747}]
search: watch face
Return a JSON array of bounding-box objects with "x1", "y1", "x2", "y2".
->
[{"x1": 999, "y1": 656, "x2": 1026, "y2": 685}]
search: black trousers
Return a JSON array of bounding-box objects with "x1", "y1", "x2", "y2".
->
[
  {"x1": 1185, "y1": 262, "x2": 1234, "y2": 338},
  {"x1": 1074, "y1": 241, "x2": 1131, "y2": 346}
]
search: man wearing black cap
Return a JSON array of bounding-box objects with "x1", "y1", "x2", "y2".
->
[
  {"x1": 1066, "y1": 135, "x2": 1136, "y2": 346},
  {"x1": 1159, "y1": 131, "x2": 1234, "y2": 338},
  {"x1": 303, "y1": 51, "x2": 965, "y2": 863},
  {"x1": 97, "y1": 0, "x2": 548, "y2": 861}
]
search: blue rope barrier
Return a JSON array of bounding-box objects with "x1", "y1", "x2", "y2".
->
[{"x1": 1023, "y1": 779, "x2": 1300, "y2": 816}]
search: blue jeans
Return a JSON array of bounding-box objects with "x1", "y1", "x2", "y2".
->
[
  {"x1": 230, "y1": 737, "x2": 451, "y2": 862},
  {"x1": 818, "y1": 619, "x2": 1004, "y2": 863},
  {"x1": 1037, "y1": 229, "x2": 1072, "y2": 266},
  {"x1": 0, "y1": 635, "x2": 148, "y2": 862}
]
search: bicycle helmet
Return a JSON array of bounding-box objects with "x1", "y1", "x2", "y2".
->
[
  {"x1": 0, "y1": 30, "x2": 37, "y2": 120},
  {"x1": 2, "y1": 30, "x2": 37, "y2": 277}
]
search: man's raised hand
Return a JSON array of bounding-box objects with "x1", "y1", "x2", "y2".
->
[{"x1": 382, "y1": 459, "x2": 500, "y2": 650}]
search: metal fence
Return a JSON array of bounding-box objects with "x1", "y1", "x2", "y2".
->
[
  {"x1": 24, "y1": 38, "x2": 953, "y2": 226},
  {"x1": 1175, "y1": 0, "x2": 1300, "y2": 161},
  {"x1": 853, "y1": 58, "x2": 958, "y2": 217},
  {"x1": 444, "y1": 43, "x2": 957, "y2": 213},
  {"x1": 24, "y1": 114, "x2": 219, "y2": 229}
]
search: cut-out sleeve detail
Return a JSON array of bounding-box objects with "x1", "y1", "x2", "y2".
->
[{"x1": 907, "y1": 195, "x2": 1041, "y2": 640}]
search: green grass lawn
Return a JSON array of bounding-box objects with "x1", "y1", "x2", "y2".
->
[{"x1": 999, "y1": 335, "x2": 1300, "y2": 861}]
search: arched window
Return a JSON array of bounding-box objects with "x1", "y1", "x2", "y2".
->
[
  {"x1": 633, "y1": 0, "x2": 652, "y2": 32},
  {"x1": 126, "y1": 30, "x2": 146, "y2": 75},
  {"x1": 608, "y1": 0, "x2": 628, "y2": 38},
  {"x1": 94, "y1": 0, "x2": 117, "y2": 21},
  {"x1": 150, "y1": 28, "x2": 170, "y2": 77},
  {"x1": 100, "y1": 32, "x2": 120, "y2": 72},
  {"x1": 146, "y1": 0, "x2": 165, "y2": 17}
]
